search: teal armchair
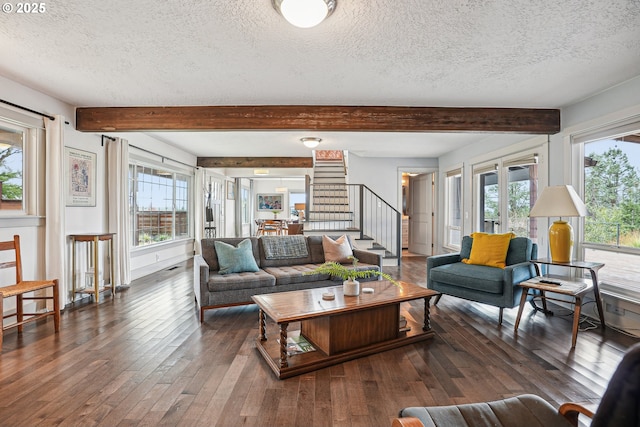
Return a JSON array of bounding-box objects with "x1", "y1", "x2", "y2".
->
[{"x1": 426, "y1": 236, "x2": 538, "y2": 324}]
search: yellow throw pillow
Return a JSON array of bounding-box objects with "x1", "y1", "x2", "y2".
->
[{"x1": 461, "y1": 232, "x2": 515, "y2": 269}]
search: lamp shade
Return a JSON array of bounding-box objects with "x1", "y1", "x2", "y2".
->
[
  {"x1": 529, "y1": 185, "x2": 588, "y2": 218},
  {"x1": 529, "y1": 185, "x2": 587, "y2": 263}
]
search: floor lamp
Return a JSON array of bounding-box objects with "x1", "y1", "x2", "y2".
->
[{"x1": 529, "y1": 185, "x2": 588, "y2": 263}]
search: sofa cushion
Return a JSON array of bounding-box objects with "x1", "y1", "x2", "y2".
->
[
  {"x1": 322, "y1": 235, "x2": 354, "y2": 263},
  {"x1": 506, "y1": 237, "x2": 534, "y2": 265},
  {"x1": 258, "y1": 236, "x2": 314, "y2": 267},
  {"x1": 207, "y1": 270, "x2": 275, "y2": 292},
  {"x1": 201, "y1": 237, "x2": 260, "y2": 271},
  {"x1": 306, "y1": 235, "x2": 355, "y2": 263},
  {"x1": 263, "y1": 264, "x2": 331, "y2": 286},
  {"x1": 214, "y1": 239, "x2": 260, "y2": 274},
  {"x1": 261, "y1": 235, "x2": 309, "y2": 260},
  {"x1": 460, "y1": 235, "x2": 473, "y2": 260},
  {"x1": 430, "y1": 262, "x2": 505, "y2": 294},
  {"x1": 462, "y1": 232, "x2": 514, "y2": 269}
]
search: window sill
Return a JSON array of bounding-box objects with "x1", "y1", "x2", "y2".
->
[
  {"x1": 131, "y1": 237, "x2": 193, "y2": 254},
  {"x1": 0, "y1": 215, "x2": 45, "y2": 228}
]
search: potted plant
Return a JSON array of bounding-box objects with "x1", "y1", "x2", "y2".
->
[
  {"x1": 271, "y1": 209, "x2": 281, "y2": 219},
  {"x1": 307, "y1": 256, "x2": 398, "y2": 296}
]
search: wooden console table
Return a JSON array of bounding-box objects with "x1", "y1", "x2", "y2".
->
[{"x1": 70, "y1": 233, "x2": 116, "y2": 303}]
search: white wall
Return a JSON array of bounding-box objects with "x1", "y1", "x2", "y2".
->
[
  {"x1": 1, "y1": 75, "x2": 200, "y2": 298},
  {"x1": 348, "y1": 154, "x2": 438, "y2": 211}
]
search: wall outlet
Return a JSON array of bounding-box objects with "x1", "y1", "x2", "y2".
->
[{"x1": 606, "y1": 303, "x2": 625, "y2": 316}]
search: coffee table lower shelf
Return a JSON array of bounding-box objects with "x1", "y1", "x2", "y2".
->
[{"x1": 255, "y1": 321, "x2": 434, "y2": 379}]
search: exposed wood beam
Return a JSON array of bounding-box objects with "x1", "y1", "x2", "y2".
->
[
  {"x1": 197, "y1": 157, "x2": 312, "y2": 168},
  {"x1": 76, "y1": 105, "x2": 560, "y2": 134}
]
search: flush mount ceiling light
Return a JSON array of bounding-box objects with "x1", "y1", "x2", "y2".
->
[
  {"x1": 254, "y1": 169, "x2": 270, "y2": 175},
  {"x1": 301, "y1": 137, "x2": 321, "y2": 148},
  {"x1": 272, "y1": 0, "x2": 336, "y2": 28}
]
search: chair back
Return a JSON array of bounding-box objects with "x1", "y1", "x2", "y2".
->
[
  {"x1": 0, "y1": 235, "x2": 23, "y2": 283},
  {"x1": 591, "y1": 342, "x2": 640, "y2": 427},
  {"x1": 287, "y1": 223, "x2": 304, "y2": 235}
]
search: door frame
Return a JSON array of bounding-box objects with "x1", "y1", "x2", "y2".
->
[{"x1": 398, "y1": 167, "x2": 438, "y2": 255}]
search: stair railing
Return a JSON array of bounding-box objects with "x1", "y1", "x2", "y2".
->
[{"x1": 305, "y1": 181, "x2": 402, "y2": 264}]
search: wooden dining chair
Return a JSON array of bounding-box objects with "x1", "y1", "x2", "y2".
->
[
  {"x1": 262, "y1": 220, "x2": 281, "y2": 235},
  {"x1": 287, "y1": 223, "x2": 304, "y2": 235},
  {"x1": 0, "y1": 235, "x2": 60, "y2": 349},
  {"x1": 255, "y1": 219, "x2": 265, "y2": 236}
]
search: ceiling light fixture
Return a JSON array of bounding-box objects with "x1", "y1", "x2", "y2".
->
[
  {"x1": 254, "y1": 169, "x2": 270, "y2": 175},
  {"x1": 272, "y1": 0, "x2": 336, "y2": 28},
  {"x1": 301, "y1": 137, "x2": 321, "y2": 148}
]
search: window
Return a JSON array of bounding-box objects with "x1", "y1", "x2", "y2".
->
[
  {"x1": 241, "y1": 185, "x2": 250, "y2": 224},
  {"x1": 0, "y1": 123, "x2": 25, "y2": 212},
  {"x1": 574, "y1": 125, "x2": 640, "y2": 293},
  {"x1": 444, "y1": 168, "x2": 462, "y2": 248},
  {"x1": 474, "y1": 163, "x2": 499, "y2": 233},
  {"x1": 129, "y1": 162, "x2": 191, "y2": 247},
  {"x1": 504, "y1": 154, "x2": 539, "y2": 240},
  {"x1": 289, "y1": 192, "x2": 306, "y2": 221},
  {"x1": 472, "y1": 149, "x2": 542, "y2": 240}
]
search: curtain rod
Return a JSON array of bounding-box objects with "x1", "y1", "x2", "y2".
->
[
  {"x1": 129, "y1": 143, "x2": 195, "y2": 170},
  {"x1": 0, "y1": 98, "x2": 70, "y2": 124}
]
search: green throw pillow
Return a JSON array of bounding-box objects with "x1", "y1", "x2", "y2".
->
[{"x1": 214, "y1": 239, "x2": 260, "y2": 275}]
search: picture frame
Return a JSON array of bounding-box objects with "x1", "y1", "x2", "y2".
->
[
  {"x1": 226, "y1": 180, "x2": 235, "y2": 200},
  {"x1": 257, "y1": 193, "x2": 284, "y2": 212},
  {"x1": 64, "y1": 147, "x2": 97, "y2": 207}
]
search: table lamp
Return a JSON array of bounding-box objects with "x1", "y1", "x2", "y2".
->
[
  {"x1": 294, "y1": 203, "x2": 306, "y2": 221},
  {"x1": 529, "y1": 185, "x2": 588, "y2": 263}
]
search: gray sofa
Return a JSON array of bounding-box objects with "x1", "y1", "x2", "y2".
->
[
  {"x1": 426, "y1": 235, "x2": 538, "y2": 324},
  {"x1": 194, "y1": 235, "x2": 383, "y2": 322}
]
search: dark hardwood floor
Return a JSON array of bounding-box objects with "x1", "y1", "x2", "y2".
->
[{"x1": 0, "y1": 255, "x2": 637, "y2": 426}]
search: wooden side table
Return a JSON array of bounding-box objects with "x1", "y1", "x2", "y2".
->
[
  {"x1": 514, "y1": 258, "x2": 606, "y2": 349},
  {"x1": 70, "y1": 233, "x2": 116, "y2": 303},
  {"x1": 532, "y1": 258, "x2": 606, "y2": 328},
  {"x1": 514, "y1": 277, "x2": 593, "y2": 349}
]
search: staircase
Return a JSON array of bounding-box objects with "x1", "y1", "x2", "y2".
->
[
  {"x1": 309, "y1": 155, "x2": 351, "y2": 222},
  {"x1": 304, "y1": 151, "x2": 401, "y2": 266}
]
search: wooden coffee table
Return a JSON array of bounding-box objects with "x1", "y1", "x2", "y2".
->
[{"x1": 251, "y1": 280, "x2": 438, "y2": 379}]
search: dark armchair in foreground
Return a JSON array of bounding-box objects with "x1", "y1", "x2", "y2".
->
[{"x1": 392, "y1": 342, "x2": 640, "y2": 427}]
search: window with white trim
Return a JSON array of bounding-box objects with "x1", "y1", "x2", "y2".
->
[
  {"x1": 472, "y1": 148, "x2": 542, "y2": 241},
  {"x1": 573, "y1": 119, "x2": 640, "y2": 294},
  {"x1": 129, "y1": 161, "x2": 191, "y2": 247},
  {"x1": 444, "y1": 168, "x2": 462, "y2": 249},
  {"x1": 0, "y1": 110, "x2": 43, "y2": 218}
]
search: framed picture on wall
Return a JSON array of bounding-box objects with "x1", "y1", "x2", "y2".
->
[
  {"x1": 64, "y1": 147, "x2": 97, "y2": 207},
  {"x1": 257, "y1": 193, "x2": 284, "y2": 211},
  {"x1": 226, "y1": 180, "x2": 235, "y2": 200}
]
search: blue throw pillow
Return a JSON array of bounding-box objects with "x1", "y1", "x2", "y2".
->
[{"x1": 214, "y1": 239, "x2": 260, "y2": 275}]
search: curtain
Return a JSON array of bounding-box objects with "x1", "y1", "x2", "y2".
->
[
  {"x1": 44, "y1": 116, "x2": 67, "y2": 303},
  {"x1": 194, "y1": 167, "x2": 205, "y2": 255},
  {"x1": 107, "y1": 138, "x2": 131, "y2": 286}
]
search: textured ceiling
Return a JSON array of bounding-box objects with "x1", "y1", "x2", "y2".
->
[{"x1": 1, "y1": 0, "x2": 639, "y2": 159}]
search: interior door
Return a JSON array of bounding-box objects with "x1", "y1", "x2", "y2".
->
[{"x1": 408, "y1": 173, "x2": 434, "y2": 255}]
